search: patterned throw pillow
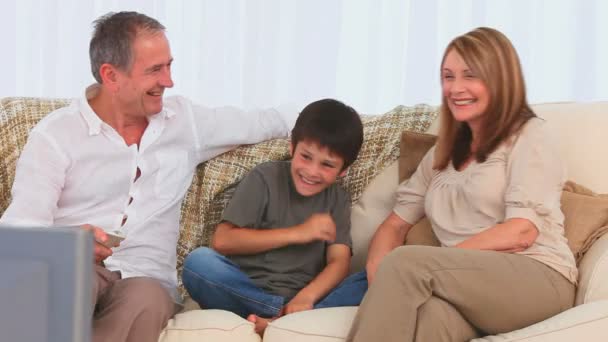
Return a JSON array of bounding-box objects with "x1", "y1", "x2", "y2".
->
[{"x1": 175, "y1": 104, "x2": 439, "y2": 291}]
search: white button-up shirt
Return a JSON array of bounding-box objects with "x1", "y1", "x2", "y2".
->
[{"x1": 0, "y1": 86, "x2": 294, "y2": 298}]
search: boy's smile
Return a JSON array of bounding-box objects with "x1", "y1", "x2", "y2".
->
[{"x1": 290, "y1": 140, "x2": 346, "y2": 197}]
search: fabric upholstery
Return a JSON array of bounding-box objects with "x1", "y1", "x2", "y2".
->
[
  {"x1": 158, "y1": 309, "x2": 261, "y2": 342},
  {"x1": 576, "y1": 233, "x2": 608, "y2": 305},
  {"x1": 561, "y1": 181, "x2": 608, "y2": 262}
]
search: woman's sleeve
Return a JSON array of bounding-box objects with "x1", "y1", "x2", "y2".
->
[
  {"x1": 504, "y1": 119, "x2": 565, "y2": 230},
  {"x1": 393, "y1": 146, "x2": 435, "y2": 225}
]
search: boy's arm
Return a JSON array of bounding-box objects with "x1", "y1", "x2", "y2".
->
[
  {"x1": 212, "y1": 213, "x2": 337, "y2": 256},
  {"x1": 283, "y1": 243, "x2": 350, "y2": 315}
]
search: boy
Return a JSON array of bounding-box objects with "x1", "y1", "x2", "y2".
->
[{"x1": 183, "y1": 99, "x2": 367, "y2": 334}]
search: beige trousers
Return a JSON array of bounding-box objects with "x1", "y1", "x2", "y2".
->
[
  {"x1": 347, "y1": 246, "x2": 575, "y2": 342},
  {"x1": 93, "y1": 265, "x2": 176, "y2": 342}
]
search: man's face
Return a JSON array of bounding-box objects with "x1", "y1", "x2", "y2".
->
[
  {"x1": 114, "y1": 32, "x2": 174, "y2": 117},
  {"x1": 289, "y1": 140, "x2": 346, "y2": 197}
]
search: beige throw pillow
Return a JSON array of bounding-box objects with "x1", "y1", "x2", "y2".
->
[
  {"x1": 398, "y1": 130, "x2": 440, "y2": 246},
  {"x1": 561, "y1": 181, "x2": 608, "y2": 263}
]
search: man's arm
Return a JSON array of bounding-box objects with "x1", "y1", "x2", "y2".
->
[
  {"x1": 0, "y1": 131, "x2": 65, "y2": 227},
  {"x1": 0, "y1": 131, "x2": 113, "y2": 263},
  {"x1": 212, "y1": 213, "x2": 336, "y2": 255},
  {"x1": 283, "y1": 244, "x2": 351, "y2": 315},
  {"x1": 365, "y1": 212, "x2": 413, "y2": 284},
  {"x1": 185, "y1": 98, "x2": 297, "y2": 162}
]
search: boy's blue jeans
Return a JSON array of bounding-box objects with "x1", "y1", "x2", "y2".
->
[{"x1": 182, "y1": 247, "x2": 368, "y2": 318}]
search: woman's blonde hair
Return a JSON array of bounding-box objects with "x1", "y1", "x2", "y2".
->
[{"x1": 433, "y1": 27, "x2": 535, "y2": 170}]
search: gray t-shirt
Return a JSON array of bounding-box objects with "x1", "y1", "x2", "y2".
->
[{"x1": 223, "y1": 161, "x2": 352, "y2": 300}]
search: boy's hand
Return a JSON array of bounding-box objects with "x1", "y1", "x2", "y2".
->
[
  {"x1": 283, "y1": 293, "x2": 315, "y2": 315},
  {"x1": 295, "y1": 213, "x2": 336, "y2": 244}
]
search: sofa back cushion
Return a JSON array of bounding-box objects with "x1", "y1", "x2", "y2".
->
[{"x1": 532, "y1": 102, "x2": 608, "y2": 193}]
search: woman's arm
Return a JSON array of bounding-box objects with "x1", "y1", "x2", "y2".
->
[
  {"x1": 365, "y1": 212, "x2": 413, "y2": 284},
  {"x1": 455, "y1": 218, "x2": 539, "y2": 252}
]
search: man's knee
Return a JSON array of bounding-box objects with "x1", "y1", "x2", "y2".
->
[{"x1": 114, "y1": 278, "x2": 175, "y2": 321}]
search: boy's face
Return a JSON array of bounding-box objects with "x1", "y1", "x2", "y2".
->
[{"x1": 289, "y1": 140, "x2": 346, "y2": 197}]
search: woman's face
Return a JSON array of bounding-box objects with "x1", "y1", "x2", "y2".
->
[{"x1": 441, "y1": 49, "x2": 490, "y2": 132}]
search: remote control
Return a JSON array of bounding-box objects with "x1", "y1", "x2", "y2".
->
[{"x1": 98, "y1": 230, "x2": 126, "y2": 248}]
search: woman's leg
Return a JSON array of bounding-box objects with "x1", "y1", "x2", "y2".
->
[
  {"x1": 414, "y1": 296, "x2": 479, "y2": 341},
  {"x1": 347, "y1": 246, "x2": 574, "y2": 342}
]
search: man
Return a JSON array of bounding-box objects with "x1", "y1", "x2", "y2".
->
[{"x1": 0, "y1": 11, "x2": 293, "y2": 342}]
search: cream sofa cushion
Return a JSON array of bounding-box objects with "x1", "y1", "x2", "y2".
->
[
  {"x1": 264, "y1": 307, "x2": 357, "y2": 341},
  {"x1": 577, "y1": 233, "x2": 608, "y2": 305},
  {"x1": 349, "y1": 160, "x2": 398, "y2": 273},
  {"x1": 532, "y1": 102, "x2": 608, "y2": 193},
  {"x1": 470, "y1": 300, "x2": 608, "y2": 342},
  {"x1": 158, "y1": 309, "x2": 260, "y2": 342}
]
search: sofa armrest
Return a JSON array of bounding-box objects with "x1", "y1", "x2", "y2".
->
[{"x1": 576, "y1": 233, "x2": 608, "y2": 305}]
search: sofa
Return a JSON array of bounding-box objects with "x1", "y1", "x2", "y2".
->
[{"x1": 1, "y1": 98, "x2": 607, "y2": 341}]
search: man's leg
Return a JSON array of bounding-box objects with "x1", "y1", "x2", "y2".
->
[
  {"x1": 182, "y1": 247, "x2": 284, "y2": 318},
  {"x1": 92, "y1": 264, "x2": 120, "y2": 309},
  {"x1": 347, "y1": 246, "x2": 575, "y2": 342},
  {"x1": 314, "y1": 271, "x2": 368, "y2": 309},
  {"x1": 94, "y1": 277, "x2": 175, "y2": 342}
]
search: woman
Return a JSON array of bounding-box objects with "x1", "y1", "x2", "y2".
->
[{"x1": 347, "y1": 27, "x2": 577, "y2": 342}]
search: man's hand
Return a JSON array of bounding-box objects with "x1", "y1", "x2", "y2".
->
[
  {"x1": 294, "y1": 213, "x2": 336, "y2": 244},
  {"x1": 82, "y1": 224, "x2": 113, "y2": 263},
  {"x1": 282, "y1": 292, "x2": 315, "y2": 315}
]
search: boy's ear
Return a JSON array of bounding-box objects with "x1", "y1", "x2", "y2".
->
[
  {"x1": 289, "y1": 141, "x2": 294, "y2": 157},
  {"x1": 339, "y1": 167, "x2": 348, "y2": 178}
]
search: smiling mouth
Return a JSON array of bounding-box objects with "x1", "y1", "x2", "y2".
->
[
  {"x1": 452, "y1": 99, "x2": 476, "y2": 105},
  {"x1": 299, "y1": 174, "x2": 320, "y2": 186},
  {"x1": 147, "y1": 90, "x2": 163, "y2": 97}
]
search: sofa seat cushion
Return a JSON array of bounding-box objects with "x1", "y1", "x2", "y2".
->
[
  {"x1": 263, "y1": 301, "x2": 608, "y2": 342},
  {"x1": 471, "y1": 300, "x2": 608, "y2": 342},
  {"x1": 264, "y1": 307, "x2": 357, "y2": 342},
  {"x1": 158, "y1": 309, "x2": 260, "y2": 342}
]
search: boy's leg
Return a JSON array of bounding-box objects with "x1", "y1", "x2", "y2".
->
[
  {"x1": 182, "y1": 247, "x2": 284, "y2": 318},
  {"x1": 314, "y1": 271, "x2": 368, "y2": 309}
]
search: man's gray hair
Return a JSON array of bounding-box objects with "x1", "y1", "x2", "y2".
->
[{"x1": 89, "y1": 11, "x2": 165, "y2": 83}]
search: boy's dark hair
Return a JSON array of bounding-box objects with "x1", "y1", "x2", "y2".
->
[
  {"x1": 90, "y1": 11, "x2": 165, "y2": 83},
  {"x1": 291, "y1": 99, "x2": 364, "y2": 170}
]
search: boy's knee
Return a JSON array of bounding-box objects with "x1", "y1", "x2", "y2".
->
[
  {"x1": 184, "y1": 247, "x2": 221, "y2": 270},
  {"x1": 183, "y1": 247, "x2": 232, "y2": 282}
]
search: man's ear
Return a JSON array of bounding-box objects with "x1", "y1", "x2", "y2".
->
[{"x1": 99, "y1": 63, "x2": 119, "y2": 91}]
